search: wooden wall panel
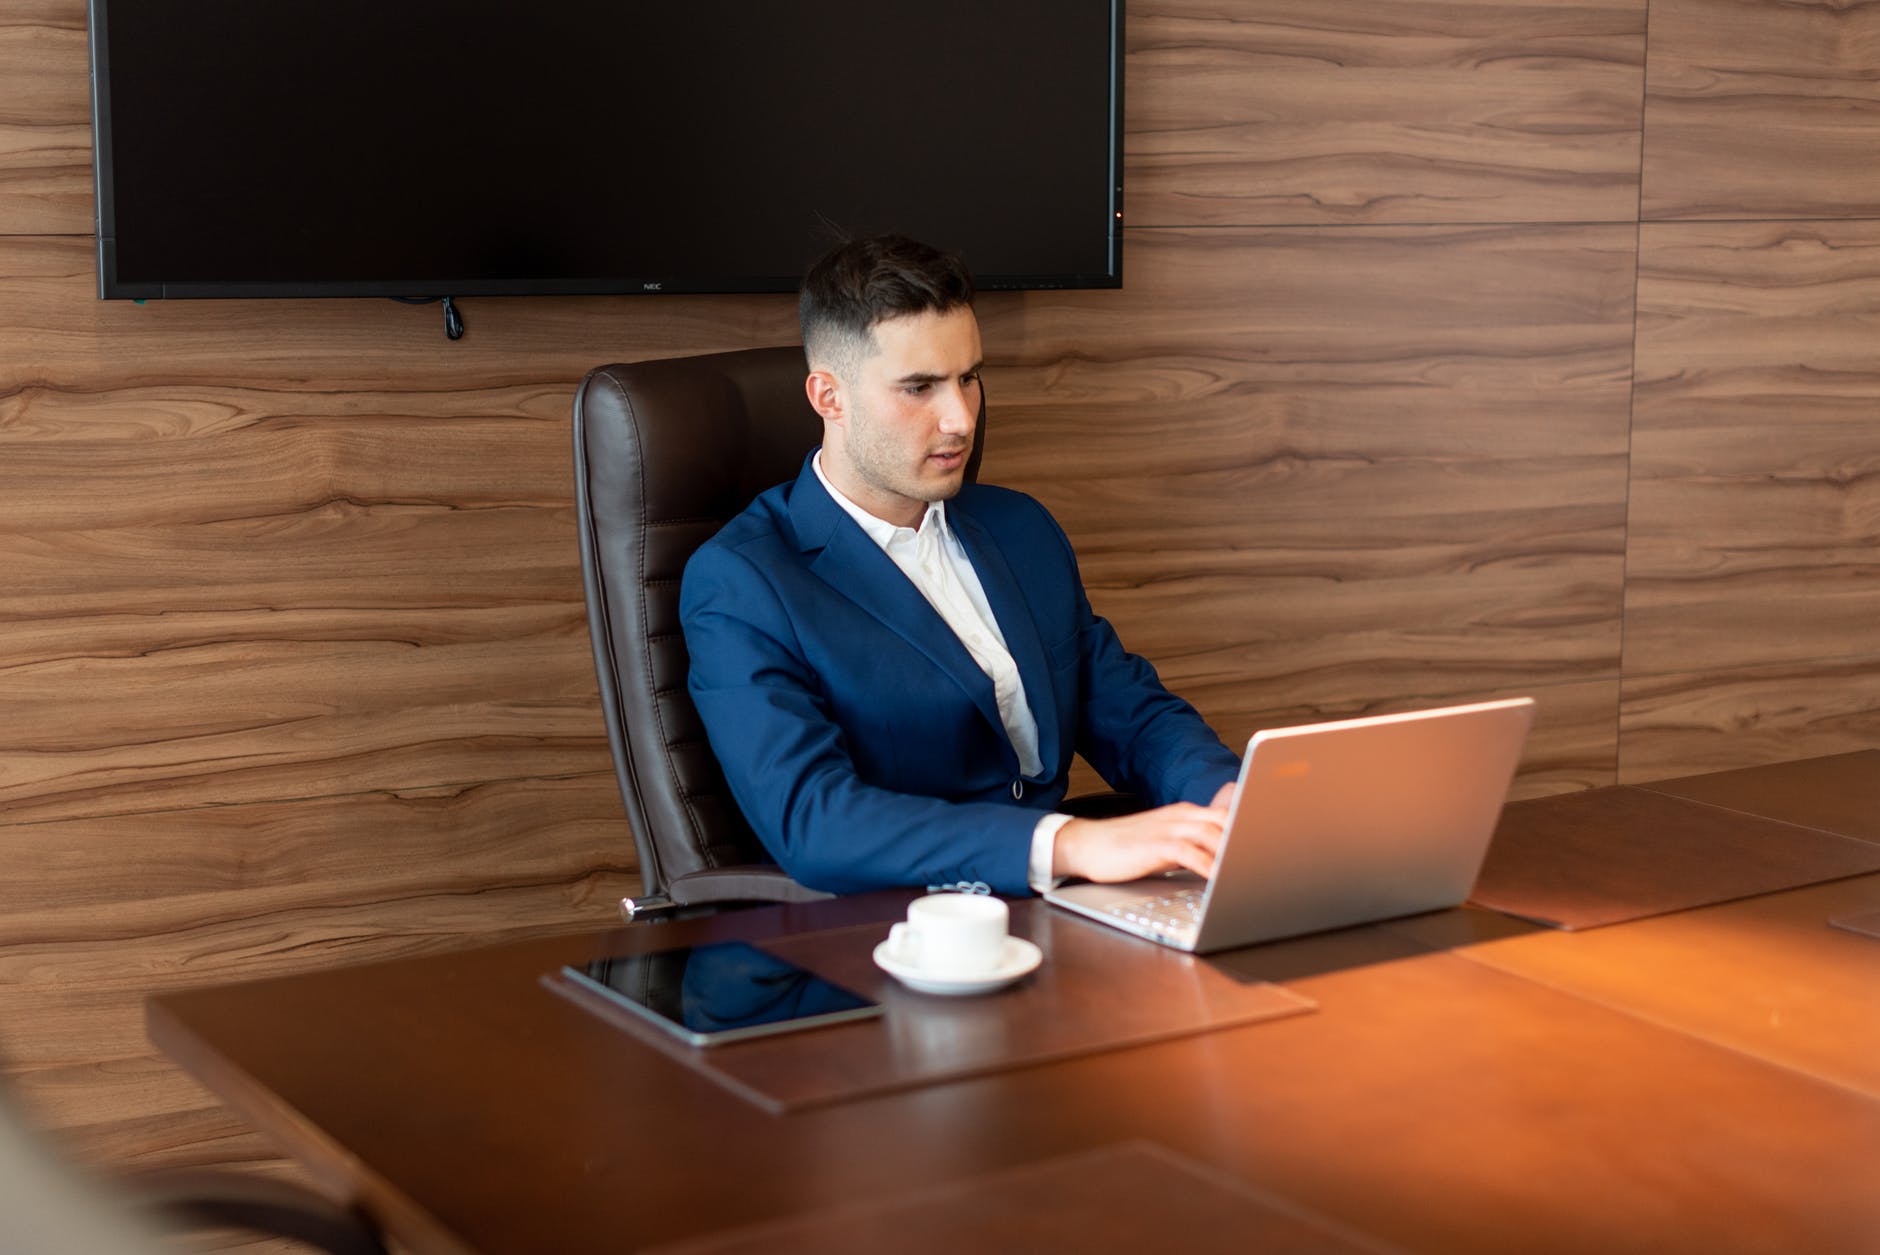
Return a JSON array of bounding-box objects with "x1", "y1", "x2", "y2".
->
[
  {"x1": 0, "y1": 776, "x2": 633, "y2": 926},
  {"x1": 3, "y1": 626, "x2": 603, "y2": 824},
  {"x1": 1620, "y1": 659, "x2": 1880, "y2": 782},
  {"x1": 1627, "y1": 221, "x2": 1880, "y2": 677},
  {"x1": 984, "y1": 226, "x2": 1634, "y2": 733},
  {"x1": 1127, "y1": 0, "x2": 1645, "y2": 226},
  {"x1": 0, "y1": 231, "x2": 797, "y2": 1179},
  {"x1": 0, "y1": 237, "x2": 799, "y2": 824},
  {"x1": 1197, "y1": 678, "x2": 1620, "y2": 800},
  {"x1": 1507, "y1": 679, "x2": 1621, "y2": 797},
  {"x1": 0, "y1": 2, "x2": 89, "y2": 236},
  {"x1": 0, "y1": 237, "x2": 802, "y2": 389},
  {"x1": 1642, "y1": 0, "x2": 1880, "y2": 219},
  {"x1": 1065, "y1": 675, "x2": 1620, "y2": 804}
]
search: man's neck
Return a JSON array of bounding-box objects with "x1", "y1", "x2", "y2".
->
[{"x1": 813, "y1": 450, "x2": 939, "y2": 534}]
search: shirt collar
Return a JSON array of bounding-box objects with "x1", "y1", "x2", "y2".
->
[{"x1": 812, "y1": 449, "x2": 949, "y2": 550}]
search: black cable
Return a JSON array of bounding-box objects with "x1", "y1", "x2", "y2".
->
[{"x1": 388, "y1": 296, "x2": 465, "y2": 341}]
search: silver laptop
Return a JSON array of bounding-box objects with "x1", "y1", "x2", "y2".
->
[{"x1": 1044, "y1": 697, "x2": 1535, "y2": 952}]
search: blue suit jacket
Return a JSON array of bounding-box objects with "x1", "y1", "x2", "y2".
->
[{"x1": 680, "y1": 458, "x2": 1241, "y2": 895}]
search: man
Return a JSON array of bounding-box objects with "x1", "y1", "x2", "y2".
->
[{"x1": 681, "y1": 235, "x2": 1240, "y2": 896}]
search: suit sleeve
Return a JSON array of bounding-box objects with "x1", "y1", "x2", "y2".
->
[{"x1": 681, "y1": 542, "x2": 1039, "y2": 895}]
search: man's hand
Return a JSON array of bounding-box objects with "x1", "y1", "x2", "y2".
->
[{"x1": 1052, "y1": 801, "x2": 1230, "y2": 884}]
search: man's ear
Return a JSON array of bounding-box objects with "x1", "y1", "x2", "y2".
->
[{"x1": 805, "y1": 369, "x2": 844, "y2": 425}]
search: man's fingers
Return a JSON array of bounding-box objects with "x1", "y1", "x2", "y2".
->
[
  {"x1": 1158, "y1": 810, "x2": 1224, "y2": 878},
  {"x1": 1164, "y1": 809, "x2": 1226, "y2": 852},
  {"x1": 1057, "y1": 803, "x2": 1231, "y2": 882},
  {"x1": 1162, "y1": 833, "x2": 1218, "y2": 879}
]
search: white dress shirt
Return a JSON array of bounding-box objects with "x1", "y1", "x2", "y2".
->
[{"x1": 813, "y1": 453, "x2": 1069, "y2": 890}]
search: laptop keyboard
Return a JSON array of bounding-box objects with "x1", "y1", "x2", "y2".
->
[{"x1": 1101, "y1": 886, "x2": 1204, "y2": 942}]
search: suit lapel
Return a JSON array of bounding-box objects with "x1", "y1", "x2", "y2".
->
[
  {"x1": 789, "y1": 464, "x2": 1007, "y2": 740},
  {"x1": 950, "y1": 503, "x2": 1062, "y2": 777}
]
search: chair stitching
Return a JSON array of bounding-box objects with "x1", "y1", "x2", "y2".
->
[{"x1": 627, "y1": 387, "x2": 718, "y2": 853}]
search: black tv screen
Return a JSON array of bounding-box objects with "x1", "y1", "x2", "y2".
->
[{"x1": 88, "y1": 1, "x2": 1123, "y2": 300}]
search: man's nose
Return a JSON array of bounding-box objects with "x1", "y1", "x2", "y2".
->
[{"x1": 938, "y1": 382, "x2": 976, "y2": 435}]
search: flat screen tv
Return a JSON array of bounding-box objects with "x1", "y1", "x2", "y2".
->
[{"x1": 87, "y1": 1, "x2": 1124, "y2": 301}]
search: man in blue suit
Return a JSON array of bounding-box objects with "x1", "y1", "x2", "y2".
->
[{"x1": 681, "y1": 235, "x2": 1242, "y2": 897}]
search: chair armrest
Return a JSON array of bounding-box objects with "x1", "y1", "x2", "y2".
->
[
  {"x1": 130, "y1": 1169, "x2": 387, "y2": 1255},
  {"x1": 668, "y1": 866, "x2": 836, "y2": 908}
]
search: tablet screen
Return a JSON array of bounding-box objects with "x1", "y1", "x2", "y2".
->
[{"x1": 561, "y1": 940, "x2": 881, "y2": 1046}]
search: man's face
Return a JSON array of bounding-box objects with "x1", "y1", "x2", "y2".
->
[{"x1": 812, "y1": 306, "x2": 983, "y2": 529}]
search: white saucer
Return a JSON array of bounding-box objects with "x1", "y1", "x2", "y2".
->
[{"x1": 872, "y1": 936, "x2": 1043, "y2": 996}]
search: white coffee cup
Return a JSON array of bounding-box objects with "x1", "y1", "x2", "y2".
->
[{"x1": 888, "y1": 893, "x2": 1009, "y2": 979}]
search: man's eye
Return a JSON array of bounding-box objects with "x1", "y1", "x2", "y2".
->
[
  {"x1": 962, "y1": 372, "x2": 981, "y2": 387},
  {"x1": 905, "y1": 382, "x2": 931, "y2": 395}
]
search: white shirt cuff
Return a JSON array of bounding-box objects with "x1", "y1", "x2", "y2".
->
[{"x1": 1028, "y1": 812, "x2": 1075, "y2": 894}]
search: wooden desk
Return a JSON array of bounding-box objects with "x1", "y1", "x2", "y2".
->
[
  {"x1": 147, "y1": 759, "x2": 1880, "y2": 1255},
  {"x1": 1399, "y1": 873, "x2": 1880, "y2": 1098}
]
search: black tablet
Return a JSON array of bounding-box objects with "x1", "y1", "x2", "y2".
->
[{"x1": 560, "y1": 940, "x2": 882, "y2": 1047}]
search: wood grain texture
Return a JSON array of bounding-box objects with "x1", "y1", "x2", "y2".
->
[
  {"x1": 1618, "y1": 655, "x2": 1880, "y2": 782},
  {"x1": 1127, "y1": 0, "x2": 1646, "y2": 226},
  {"x1": 1642, "y1": 0, "x2": 1880, "y2": 219},
  {"x1": 2, "y1": 868, "x2": 634, "y2": 1079},
  {"x1": 0, "y1": 775, "x2": 635, "y2": 1163},
  {"x1": 0, "y1": 236, "x2": 799, "y2": 826},
  {"x1": 1063, "y1": 676, "x2": 1617, "y2": 806},
  {"x1": 0, "y1": 2, "x2": 89, "y2": 236},
  {"x1": 0, "y1": 235, "x2": 802, "y2": 387},
  {"x1": 0, "y1": 775, "x2": 633, "y2": 928},
  {"x1": 0, "y1": 230, "x2": 797, "y2": 1198},
  {"x1": 982, "y1": 226, "x2": 1635, "y2": 722},
  {"x1": 3, "y1": 594, "x2": 607, "y2": 824},
  {"x1": 1626, "y1": 221, "x2": 1880, "y2": 677}
]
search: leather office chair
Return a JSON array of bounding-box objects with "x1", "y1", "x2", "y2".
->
[
  {"x1": 572, "y1": 345, "x2": 986, "y2": 917},
  {"x1": 572, "y1": 345, "x2": 1136, "y2": 918}
]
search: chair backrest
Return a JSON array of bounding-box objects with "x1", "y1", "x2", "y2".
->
[{"x1": 571, "y1": 345, "x2": 984, "y2": 909}]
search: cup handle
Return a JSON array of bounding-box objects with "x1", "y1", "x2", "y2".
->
[{"x1": 888, "y1": 921, "x2": 919, "y2": 964}]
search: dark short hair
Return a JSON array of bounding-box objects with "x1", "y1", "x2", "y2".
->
[{"x1": 799, "y1": 234, "x2": 976, "y2": 375}]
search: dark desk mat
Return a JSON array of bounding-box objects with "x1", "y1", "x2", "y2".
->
[
  {"x1": 1471, "y1": 785, "x2": 1880, "y2": 930},
  {"x1": 1640, "y1": 750, "x2": 1880, "y2": 844},
  {"x1": 550, "y1": 901, "x2": 1313, "y2": 1114},
  {"x1": 644, "y1": 1140, "x2": 1398, "y2": 1255}
]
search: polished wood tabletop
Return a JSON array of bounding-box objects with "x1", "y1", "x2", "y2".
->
[{"x1": 147, "y1": 755, "x2": 1880, "y2": 1255}]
